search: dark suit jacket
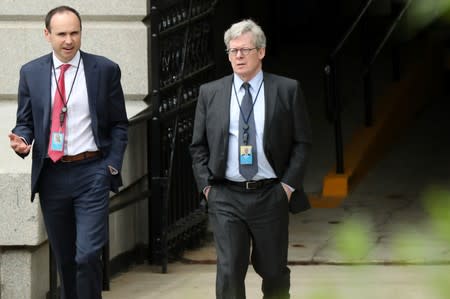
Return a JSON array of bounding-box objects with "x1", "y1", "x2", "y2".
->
[
  {"x1": 12, "y1": 51, "x2": 128, "y2": 201},
  {"x1": 190, "y1": 72, "x2": 312, "y2": 213}
]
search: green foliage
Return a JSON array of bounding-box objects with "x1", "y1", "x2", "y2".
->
[
  {"x1": 333, "y1": 217, "x2": 372, "y2": 261},
  {"x1": 391, "y1": 229, "x2": 427, "y2": 262},
  {"x1": 307, "y1": 289, "x2": 340, "y2": 299},
  {"x1": 400, "y1": 0, "x2": 450, "y2": 39},
  {"x1": 328, "y1": 187, "x2": 449, "y2": 299},
  {"x1": 431, "y1": 272, "x2": 450, "y2": 299},
  {"x1": 423, "y1": 187, "x2": 450, "y2": 243}
]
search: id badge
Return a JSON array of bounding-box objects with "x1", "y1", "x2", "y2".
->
[
  {"x1": 51, "y1": 132, "x2": 64, "y2": 151},
  {"x1": 239, "y1": 145, "x2": 253, "y2": 165}
]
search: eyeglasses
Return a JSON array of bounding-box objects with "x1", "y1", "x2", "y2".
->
[{"x1": 226, "y1": 47, "x2": 257, "y2": 56}]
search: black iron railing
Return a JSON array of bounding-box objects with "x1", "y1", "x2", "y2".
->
[
  {"x1": 324, "y1": 0, "x2": 412, "y2": 174},
  {"x1": 149, "y1": 0, "x2": 217, "y2": 273}
]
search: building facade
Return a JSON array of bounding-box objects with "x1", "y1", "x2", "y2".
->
[{"x1": 0, "y1": 1, "x2": 149, "y2": 298}]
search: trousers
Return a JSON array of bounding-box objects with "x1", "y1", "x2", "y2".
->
[
  {"x1": 208, "y1": 182, "x2": 291, "y2": 299},
  {"x1": 39, "y1": 157, "x2": 110, "y2": 299}
]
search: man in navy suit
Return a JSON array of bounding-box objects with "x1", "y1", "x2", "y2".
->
[
  {"x1": 190, "y1": 19, "x2": 312, "y2": 298},
  {"x1": 8, "y1": 6, "x2": 128, "y2": 299}
]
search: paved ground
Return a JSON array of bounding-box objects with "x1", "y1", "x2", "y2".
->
[{"x1": 102, "y1": 264, "x2": 450, "y2": 299}]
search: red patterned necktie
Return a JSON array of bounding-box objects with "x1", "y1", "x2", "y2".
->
[{"x1": 48, "y1": 63, "x2": 70, "y2": 162}]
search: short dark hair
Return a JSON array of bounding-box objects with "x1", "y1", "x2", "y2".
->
[{"x1": 45, "y1": 6, "x2": 82, "y2": 32}]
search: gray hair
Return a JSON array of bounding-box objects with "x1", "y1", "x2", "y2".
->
[{"x1": 224, "y1": 19, "x2": 266, "y2": 49}]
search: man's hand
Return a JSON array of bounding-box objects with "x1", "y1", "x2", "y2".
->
[
  {"x1": 203, "y1": 185, "x2": 211, "y2": 201},
  {"x1": 281, "y1": 182, "x2": 293, "y2": 202},
  {"x1": 8, "y1": 132, "x2": 31, "y2": 155}
]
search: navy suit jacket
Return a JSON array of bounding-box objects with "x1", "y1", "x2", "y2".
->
[
  {"x1": 12, "y1": 51, "x2": 128, "y2": 201},
  {"x1": 190, "y1": 72, "x2": 312, "y2": 213}
]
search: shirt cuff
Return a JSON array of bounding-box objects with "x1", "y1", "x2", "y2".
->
[
  {"x1": 108, "y1": 165, "x2": 119, "y2": 175},
  {"x1": 281, "y1": 182, "x2": 295, "y2": 192},
  {"x1": 19, "y1": 137, "x2": 29, "y2": 145}
]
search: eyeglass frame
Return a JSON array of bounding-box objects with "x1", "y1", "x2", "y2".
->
[{"x1": 225, "y1": 47, "x2": 258, "y2": 56}]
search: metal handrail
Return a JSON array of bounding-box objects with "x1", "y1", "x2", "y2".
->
[
  {"x1": 330, "y1": 0, "x2": 375, "y2": 60},
  {"x1": 324, "y1": 0, "x2": 411, "y2": 174},
  {"x1": 363, "y1": 0, "x2": 413, "y2": 76},
  {"x1": 362, "y1": 0, "x2": 412, "y2": 127},
  {"x1": 129, "y1": 106, "x2": 153, "y2": 126}
]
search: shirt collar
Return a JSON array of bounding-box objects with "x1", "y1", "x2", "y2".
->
[
  {"x1": 52, "y1": 51, "x2": 81, "y2": 69},
  {"x1": 233, "y1": 70, "x2": 263, "y2": 91}
]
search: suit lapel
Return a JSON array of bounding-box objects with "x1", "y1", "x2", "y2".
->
[
  {"x1": 263, "y1": 73, "x2": 277, "y2": 148},
  {"x1": 39, "y1": 54, "x2": 53, "y2": 141},
  {"x1": 81, "y1": 52, "x2": 98, "y2": 112},
  {"x1": 81, "y1": 52, "x2": 99, "y2": 137},
  {"x1": 218, "y1": 75, "x2": 233, "y2": 144}
]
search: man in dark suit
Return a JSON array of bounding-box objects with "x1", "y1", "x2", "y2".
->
[
  {"x1": 8, "y1": 6, "x2": 128, "y2": 299},
  {"x1": 190, "y1": 19, "x2": 312, "y2": 298}
]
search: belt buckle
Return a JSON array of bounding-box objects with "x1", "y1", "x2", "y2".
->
[{"x1": 245, "y1": 181, "x2": 257, "y2": 190}]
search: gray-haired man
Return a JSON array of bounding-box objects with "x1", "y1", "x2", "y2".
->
[{"x1": 190, "y1": 19, "x2": 312, "y2": 298}]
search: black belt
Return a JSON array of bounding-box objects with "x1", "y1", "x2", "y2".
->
[{"x1": 224, "y1": 179, "x2": 278, "y2": 190}]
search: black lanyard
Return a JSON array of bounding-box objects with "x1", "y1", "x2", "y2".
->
[
  {"x1": 51, "y1": 54, "x2": 81, "y2": 127},
  {"x1": 232, "y1": 78, "x2": 264, "y2": 125}
]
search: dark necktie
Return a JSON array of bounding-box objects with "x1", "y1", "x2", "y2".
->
[
  {"x1": 239, "y1": 82, "x2": 258, "y2": 180},
  {"x1": 48, "y1": 63, "x2": 70, "y2": 162}
]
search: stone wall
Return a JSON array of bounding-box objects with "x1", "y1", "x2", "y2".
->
[{"x1": 0, "y1": 1, "x2": 149, "y2": 298}]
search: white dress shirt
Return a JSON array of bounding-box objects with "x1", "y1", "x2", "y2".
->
[
  {"x1": 51, "y1": 51, "x2": 98, "y2": 156},
  {"x1": 225, "y1": 71, "x2": 277, "y2": 182}
]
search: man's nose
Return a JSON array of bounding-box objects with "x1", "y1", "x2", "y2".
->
[{"x1": 64, "y1": 35, "x2": 73, "y2": 44}]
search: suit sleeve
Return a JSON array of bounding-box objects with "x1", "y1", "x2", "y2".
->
[
  {"x1": 281, "y1": 81, "x2": 312, "y2": 190},
  {"x1": 189, "y1": 84, "x2": 211, "y2": 193},
  {"x1": 12, "y1": 66, "x2": 34, "y2": 158},
  {"x1": 104, "y1": 64, "x2": 128, "y2": 172}
]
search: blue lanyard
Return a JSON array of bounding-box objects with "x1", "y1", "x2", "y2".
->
[{"x1": 232, "y1": 78, "x2": 264, "y2": 125}]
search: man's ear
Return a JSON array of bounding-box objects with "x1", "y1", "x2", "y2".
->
[
  {"x1": 258, "y1": 47, "x2": 266, "y2": 60},
  {"x1": 44, "y1": 28, "x2": 51, "y2": 42}
]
